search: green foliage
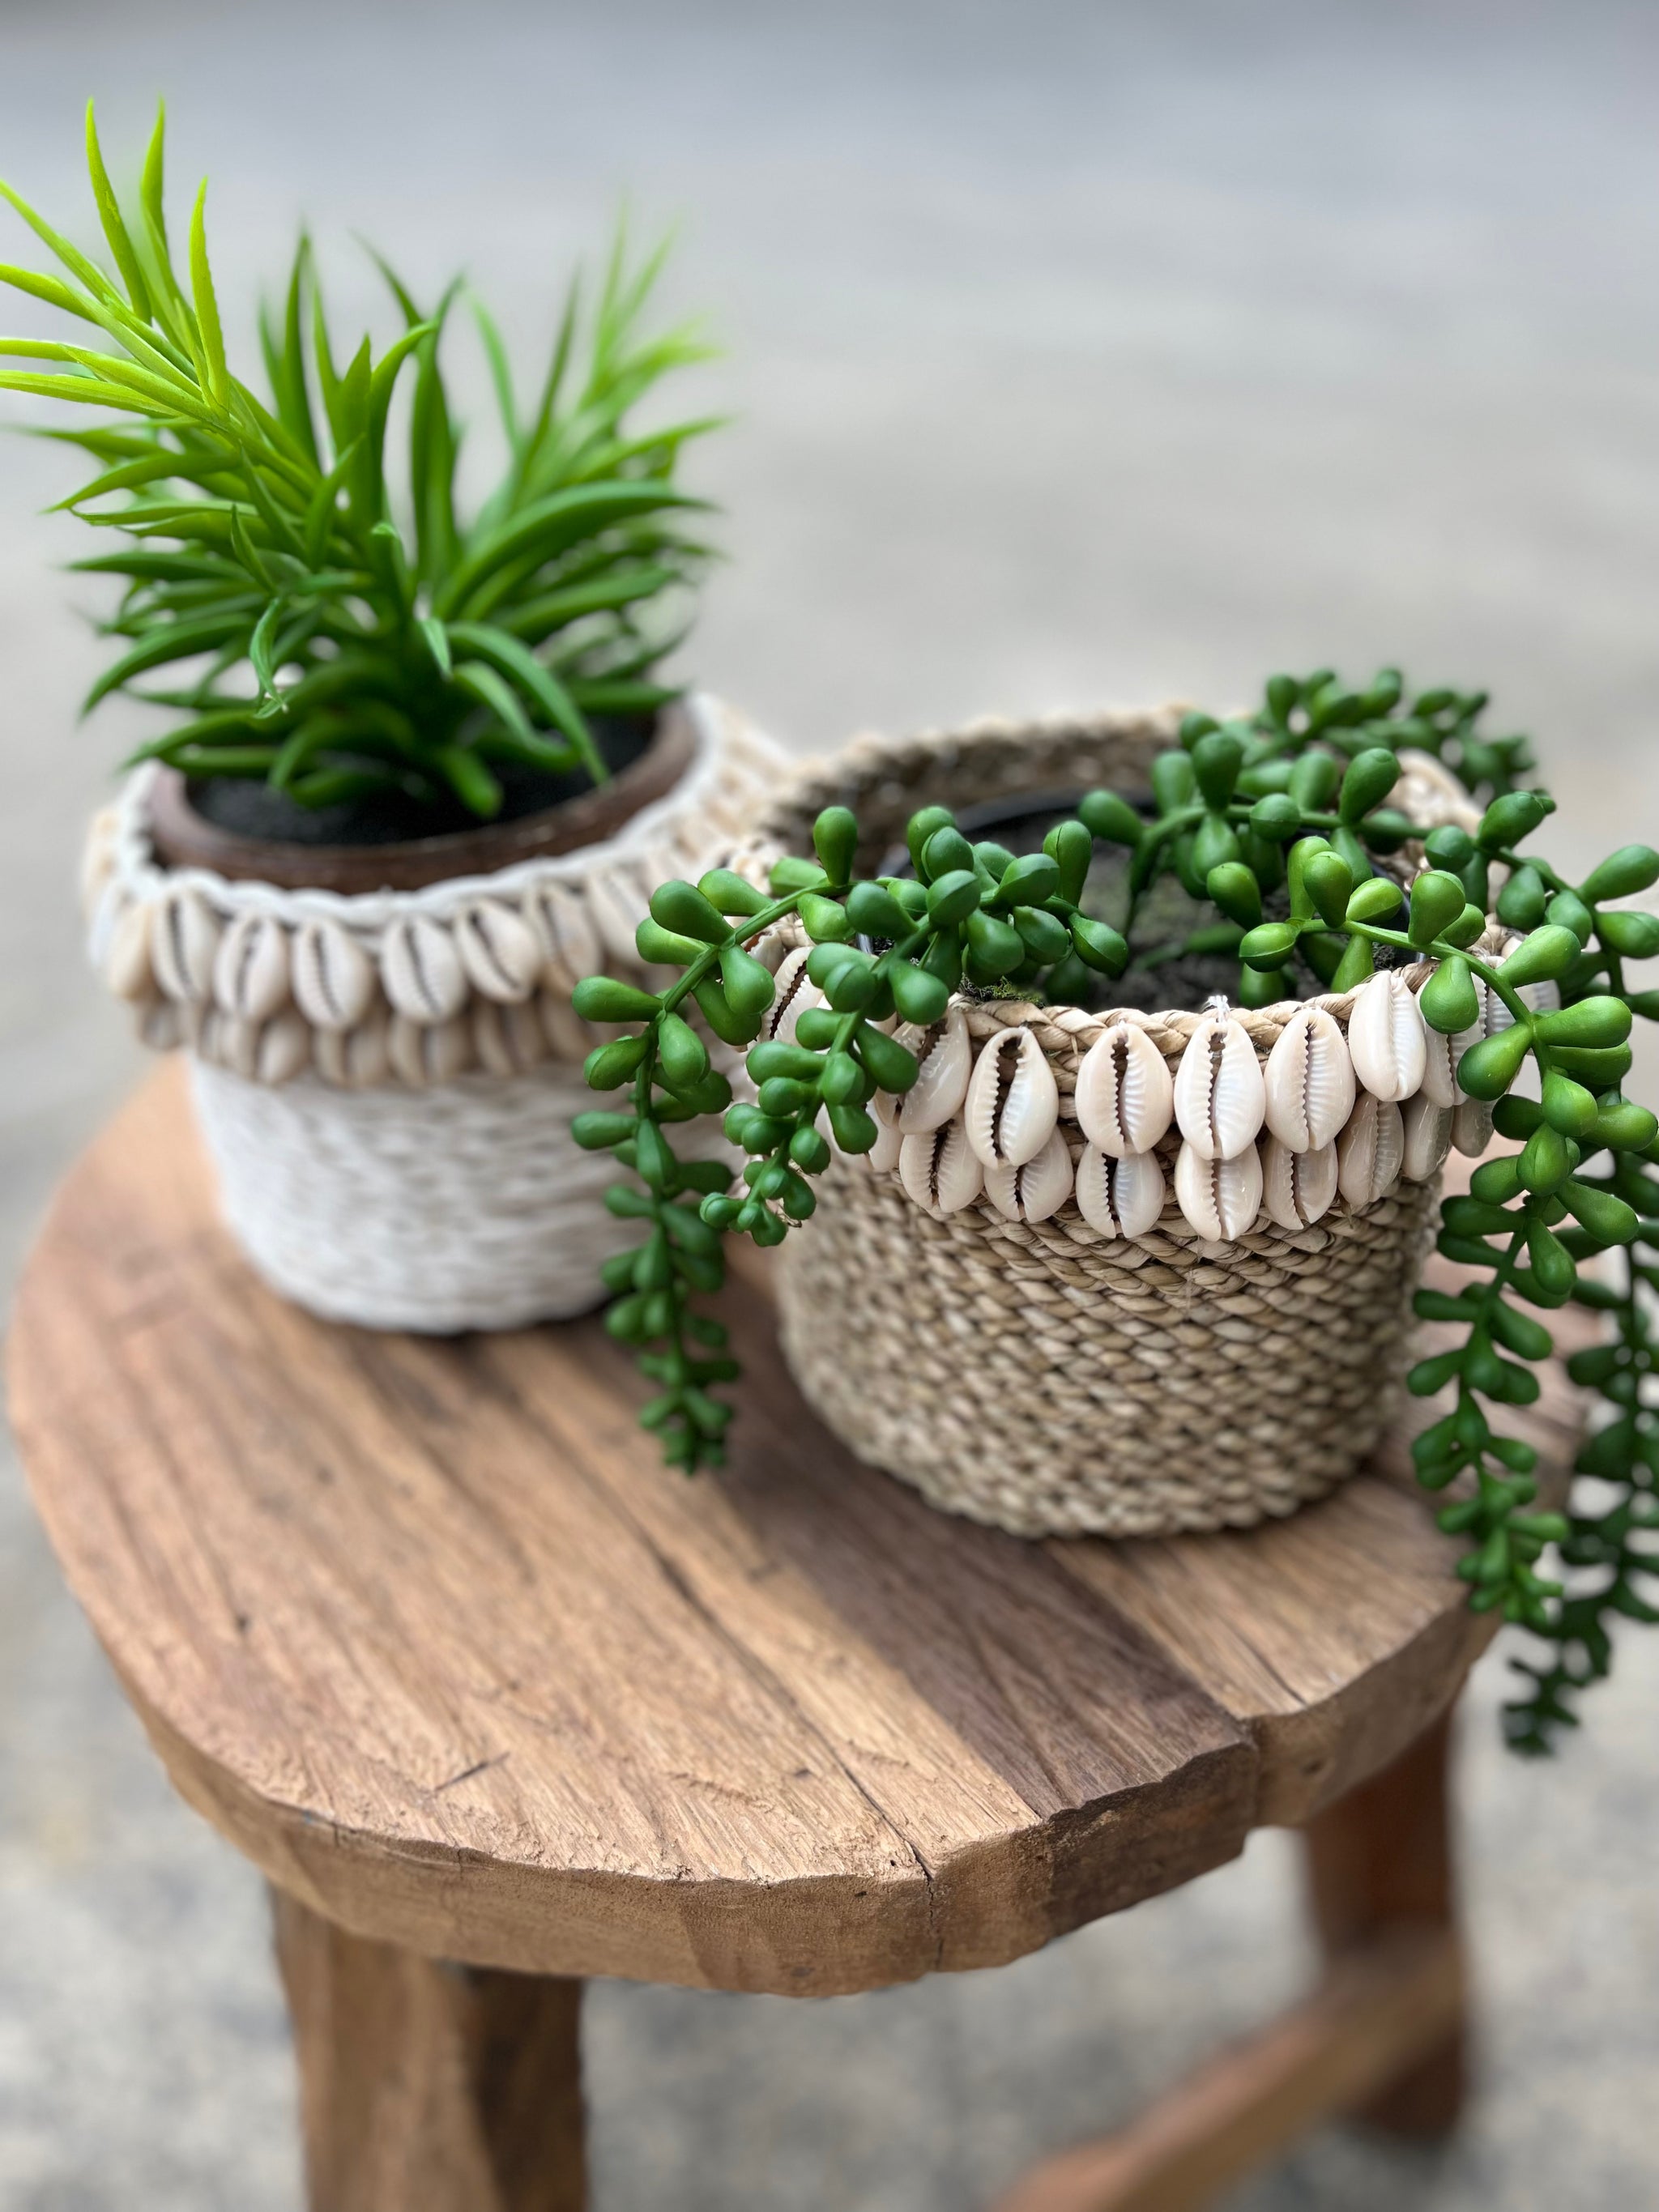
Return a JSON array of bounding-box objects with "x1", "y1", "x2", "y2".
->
[
  {"x1": 0, "y1": 104, "x2": 716, "y2": 815},
  {"x1": 578, "y1": 664, "x2": 1659, "y2": 1756}
]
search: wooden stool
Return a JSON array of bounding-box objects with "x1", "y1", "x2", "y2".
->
[{"x1": 8, "y1": 1067, "x2": 1588, "y2": 2212}]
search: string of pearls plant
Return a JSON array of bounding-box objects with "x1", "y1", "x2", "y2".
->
[{"x1": 574, "y1": 668, "x2": 1659, "y2": 1751}]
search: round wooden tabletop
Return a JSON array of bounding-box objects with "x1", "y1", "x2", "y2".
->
[{"x1": 7, "y1": 1066, "x2": 1586, "y2": 1997}]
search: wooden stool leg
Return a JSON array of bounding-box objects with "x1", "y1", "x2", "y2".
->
[
  {"x1": 1302, "y1": 1707, "x2": 1467, "y2": 2136},
  {"x1": 271, "y1": 1886, "x2": 586, "y2": 2212},
  {"x1": 992, "y1": 1712, "x2": 1468, "y2": 2212}
]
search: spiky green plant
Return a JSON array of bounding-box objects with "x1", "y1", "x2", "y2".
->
[{"x1": 0, "y1": 104, "x2": 717, "y2": 816}]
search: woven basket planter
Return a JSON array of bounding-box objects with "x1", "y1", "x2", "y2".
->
[
  {"x1": 755, "y1": 707, "x2": 1491, "y2": 1538},
  {"x1": 81, "y1": 693, "x2": 780, "y2": 1332}
]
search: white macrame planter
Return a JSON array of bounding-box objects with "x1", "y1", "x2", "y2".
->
[{"x1": 82, "y1": 693, "x2": 781, "y2": 1332}]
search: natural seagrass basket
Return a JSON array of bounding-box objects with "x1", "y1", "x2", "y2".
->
[{"x1": 756, "y1": 707, "x2": 1486, "y2": 1539}]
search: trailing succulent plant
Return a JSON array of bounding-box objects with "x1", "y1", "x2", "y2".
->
[
  {"x1": 0, "y1": 105, "x2": 714, "y2": 816},
  {"x1": 573, "y1": 666, "x2": 1659, "y2": 1751}
]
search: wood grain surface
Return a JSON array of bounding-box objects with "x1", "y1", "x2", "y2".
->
[
  {"x1": 6, "y1": 1063, "x2": 1589, "y2": 1996},
  {"x1": 273, "y1": 1886, "x2": 586, "y2": 2212}
]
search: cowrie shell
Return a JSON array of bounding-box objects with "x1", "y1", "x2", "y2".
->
[
  {"x1": 1452, "y1": 1097, "x2": 1495, "y2": 1158},
  {"x1": 472, "y1": 998, "x2": 548, "y2": 1076},
  {"x1": 1173, "y1": 1005, "x2": 1266, "y2": 1161},
  {"x1": 313, "y1": 1008, "x2": 391, "y2": 1089},
  {"x1": 1262, "y1": 1136, "x2": 1338, "y2": 1230},
  {"x1": 984, "y1": 1126, "x2": 1073, "y2": 1223},
  {"x1": 382, "y1": 914, "x2": 467, "y2": 1025},
  {"x1": 527, "y1": 880, "x2": 601, "y2": 994},
  {"x1": 151, "y1": 885, "x2": 221, "y2": 1003},
  {"x1": 745, "y1": 924, "x2": 793, "y2": 977},
  {"x1": 1337, "y1": 1092, "x2": 1404, "y2": 1207},
  {"x1": 1401, "y1": 1093, "x2": 1453, "y2": 1183},
  {"x1": 538, "y1": 990, "x2": 591, "y2": 1063},
  {"x1": 390, "y1": 1012, "x2": 474, "y2": 1088},
  {"x1": 213, "y1": 1013, "x2": 263, "y2": 1082},
  {"x1": 1076, "y1": 1021, "x2": 1175, "y2": 1157},
  {"x1": 456, "y1": 898, "x2": 543, "y2": 1004},
  {"x1": 292, "y1": 918, "x2": 375, "y2": 1032},
  {"x1": 587, "y1": 867, "x2": 651, "y2": 970},
  {"x1": 1174, "y1": 1139, "x2": 1263, "y2": 1242},
  {"x1": 859, "y1": 1095, "x2": 904, "y2": 1174},
  {"x1": 214, "y1": 912, "x2": 291, "y2": 1023},
  {"x1": 1420, "y1": 1023, "x2": 1460, "y2": 1110},
  {"x1": 760, "y1": 947, "x2": 823, "y2": 1046},
  {"x1": 898, "y1": 1115, "x2": 984, "y2": 1216},
  {"x1": 1263, "y1": 1004, "x2": 1355, "y2": 1151},
  {"x1": 79, "y1": 808, "x2": 118, "y2": 921},
  {"x1": 1076, "y1": 1144, "x2": 1166, "y2": 1239},
  {"x1": 895, "y1": 1006, "x2": 972, "y2": 1134},
  {"x1": 254, "y1": 1009, "x2": 311, "y2": 1086},
  {"x1": 1346, "y1": 970, "x2": 1427, "y2": 1102},
  {"x1": 966, "y1": 1027, "x2": 1060, "y2": 1168},
  {"x1": 87, "y1": 879, "x2": 128, "y2": 976},
  {"x1": 104, "y1": 901, "x2": 156, "y2": 1002}
]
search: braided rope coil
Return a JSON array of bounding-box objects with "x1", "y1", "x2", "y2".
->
[
  {"x1": 82, "y1": 693, "x2": 781, "y2": 1332},
  {"x1": 760, "y1": 708, "x2": 1482, "y2": 1537}
]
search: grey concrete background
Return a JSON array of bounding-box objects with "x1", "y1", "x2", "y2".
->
[{"x1": 2, "y1": 2, "x2": 1657, "y2": 2206}]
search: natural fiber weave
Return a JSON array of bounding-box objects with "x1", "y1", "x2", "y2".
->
[{"x1": 766, "y1": 707, "x2": 1457, "y2": 1538}]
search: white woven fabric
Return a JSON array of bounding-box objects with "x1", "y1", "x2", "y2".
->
[{"x1": 191, "y1": 1058, "x2": 633, "y2": 1331}]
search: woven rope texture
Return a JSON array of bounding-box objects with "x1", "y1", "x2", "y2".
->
[{"x1": 767, "y1": 709, "x2": 1456, "y2": 1536}]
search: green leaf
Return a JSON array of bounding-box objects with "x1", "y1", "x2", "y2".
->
[
  {"x1": 566, "y1": 679, "x2": 677, "y2": 715},
  {"x1": 436, "y1": 479, "x2": 704, "y2": 619},
  {"x1": 248, "y1": 595, "x2": 284, "y2": 702},
  {"x1": 1498, "y1": 926, "x2": 1580, "y2": 988},
  {"x1": 0, "y1": 175, "x2": 122, "y2": 315},
  {"x1": 431, "y1": 742, "x2": 503, "y2": 817},
  {"x1": 83, "y1": 102, "x2": 152, "y2": 322},
  {"x1": 1580, "y1": 844, "x2": 1659, "y2": 904},
  {"x1": 1534, "y1": 997, "x2": 1632, "y2": 1050},
  {"x1": 494, "y1": 562, "x2": 677, "y2": 641},
  {"x1": 227, "y1": 505, "x2": 277, "y2": 590},
  {"x1": 451, "y1": 656, "x2": 540, "y2": 745},
  {"x1": 139, "y1": 101, "x2": 171, "y2": 260},
  {"x1": 407, "y1": 281, "x2": 462, "y2": 584},
  {"x1": 1456, "y1": 1022, "x2": 1533, "y2": 1101},
  {"x1": 472, "y1": 300, "x2": 519, "y2": 450},
  {"x1": 262, "y1": 236, "x2": 319, "y2": 466},
  {"x1": 419, "y1": 613, "x2": 452, "y2": 676},
  {"x1": 82, "y1": 608, "x2": 253, "y2": 711},
  {"x1": 1408, "y1": 870, "x2": 1467, "y2": 948},
  {"x1": 446, "y1": 620, "x2": 604, "y2": 784},
  {"x1": 0, "y1": 367, "x2": 176, "y2": 420},
  {"x1": 302, "y1": 435, "x2": 361, "y2": 566},
  {"x1": 186, "y1": 180, "x2": 228, "y2": 407}
]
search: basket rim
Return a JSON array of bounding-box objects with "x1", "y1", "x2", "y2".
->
[{"x1": 747, "y1": 703, "x2": 1486, "y2": 1052}]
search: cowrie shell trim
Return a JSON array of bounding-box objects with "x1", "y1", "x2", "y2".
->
[
  {"x1": 1075, "y1": 1021, "x2": 1175, "y2": 1157},
  {"x1": 1173, "y1": 1007, "x2": 1266, "y2": 1162}
]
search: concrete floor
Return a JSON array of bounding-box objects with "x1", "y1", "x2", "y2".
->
[{"x1": 2, "y1": 2, "x2": 1657, "y2": 2206}]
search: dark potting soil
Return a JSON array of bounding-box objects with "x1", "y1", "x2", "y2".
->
[
  {"x1": 881, "y1": 787, "x2": 1417, "y2": 1016},
  {"x1": 185, "y1": 713, "x2": 656, "y2": 850}
]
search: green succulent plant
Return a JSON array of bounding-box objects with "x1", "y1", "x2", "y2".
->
[
  {"x1": 0, "y1": 104, "x2": 716, "y2": 816},
  {"x1": 573, "y1": 666, "x2": 1659, "y2": 1753}
]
